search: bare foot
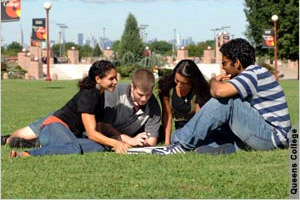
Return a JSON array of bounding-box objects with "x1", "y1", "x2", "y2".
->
[{"x1": 9, "y1": 150, "x2": 30, "y2": 158}]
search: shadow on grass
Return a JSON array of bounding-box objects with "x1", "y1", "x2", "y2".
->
[{"x1": 43, "y1": 87, "x2": 66, "y2": 89}]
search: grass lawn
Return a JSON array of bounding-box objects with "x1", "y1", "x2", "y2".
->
[{"x1": 1, "y1": 79, "x2": 299, "y2": 199}]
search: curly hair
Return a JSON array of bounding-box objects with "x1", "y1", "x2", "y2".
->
[
  {"x1": 158, "y1": 59, "x2": 211, "y2": 107},
  {"x1": 219, "y1": 38, "x2": 256, "y2": 69},
  {"x1": 78, "y1": 60, "x2": 116, "y2": 90}
]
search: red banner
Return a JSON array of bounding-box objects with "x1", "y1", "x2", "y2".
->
[
  {"x1": 31, "y1": 40, "x2": 42, "y2": 47},
  {"x1": 1, "y1": 0, "x2": 21, "y2": 22}
]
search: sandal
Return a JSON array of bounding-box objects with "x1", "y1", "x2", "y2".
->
[{"x1": 9, "y1": 150, "x2": 23, "y2": 159}]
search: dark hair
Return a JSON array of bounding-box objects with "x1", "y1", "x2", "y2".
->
[
  {"x1": 219, "y1": 38, "x2": 255, "y2": 69},
  {"x1": 78, "y1": 60, "x2": 115, "y2": 89},
  {"x1": 158, "y1": 59, "x2": 211, "y2": 107}
]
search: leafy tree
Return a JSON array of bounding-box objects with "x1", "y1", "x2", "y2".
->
[
  {"x1": 51, "y1": 43, "x2": 60, "y2": 57},
  {"x1": 244, "y1": 0, "x2": 299, "y2": 61},
  {"x1": 121, "y1": 51, "x2": 135, "y2": 66},
  {"x1": 149, "y1": 41, "x2": 172, "y2": 56},
  {"x1": 93, "y1": 44, "x2": 102, "y2": 57},
  {"x1": 78, "y1": 45, "x2": 94, "y2": 58},
  {"x1": 65, "y1": 42, "x2": 78, "y2": 52},
  {"x1": 52, "y1": 42, "x2": 78, "y2": 57},
  {"x1": 118, "y1": 13, "x2": 144, "y2": 61},
  {"x1": 186, "y1": 40, "x2": 214, "y2": 57},
  {"x1": 3, "y1": 42, "x2": 23, "y2": 56},
  {"x1": 112, "y1": 40, "x2": 121, "y2": 53}
]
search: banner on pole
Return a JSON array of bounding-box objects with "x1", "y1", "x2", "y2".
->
[
  {"x1": 262, "y1": 29, "x2": 274, "y2": 48},
  {"x1": 1, "y1": 0, "x2": 21, "y2": 22},
  {"x1": 32, "y1": 18, "x2": 46, "y2": 41},
  {"x1": 31, "y1": 40, "x2": 42, "y2": 47}
]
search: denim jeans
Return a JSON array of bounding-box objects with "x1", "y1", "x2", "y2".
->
[
  {"x1": 28, "y1": 111, "x2": 55, "y2": 137},
  {"x1": 28, "y1": 123, "x2": 105, "y2": 156},
  {"x1": 171, "y1": 97, "x2": 276, "y2": 151}
]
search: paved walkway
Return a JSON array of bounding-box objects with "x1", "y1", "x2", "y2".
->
[{"x1": 278, "y1": 65, "x2": 299, "y2": 80}]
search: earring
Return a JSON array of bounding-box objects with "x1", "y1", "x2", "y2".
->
[{"x1": 96, "y1": 83, "x2": 101, "y2": 90}]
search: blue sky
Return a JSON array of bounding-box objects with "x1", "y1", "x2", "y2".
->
[{"x1": 1, "y1": 0, "x2": 247, "y2": 46}]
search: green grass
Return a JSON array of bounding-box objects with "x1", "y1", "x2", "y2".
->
[{"x1": 1, "y1": 79, "x2": 299, "y2": 199}]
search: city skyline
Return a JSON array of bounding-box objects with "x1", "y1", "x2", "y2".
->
[{"x1": 1, "y1": 0, "x2": 247, "y2": 47}]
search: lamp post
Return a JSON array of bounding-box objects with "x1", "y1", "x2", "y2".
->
[
  {"x1": 44, "y1": 2, "x2": 52, "y2": 81},
  {"x1": 272, "y1": 14, "x2": 278, "y2": 80}
]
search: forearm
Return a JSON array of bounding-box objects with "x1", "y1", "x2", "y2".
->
[
  {"x1": 88, "y1": 130, "x2": 122, "y2": 148},
  {"x1": 96, "y1": 122, "x2": 122, "y2": 140},
  {"x1": 162, "y1": 114, "x2": 172, "y2": 145},
  {"x1": 145, "y1": 137, "x2": 157, "y2": 146},
  {"x1": 120, "y1": 134, "x2": 134, "y2": 146},
  {"x1": 209, "y1": 77, "x2": 221, "y2": 97}
]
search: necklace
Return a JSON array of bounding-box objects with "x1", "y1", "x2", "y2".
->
[{"x1": 184, "y1": 97, "x2": 188, "y2": 104}]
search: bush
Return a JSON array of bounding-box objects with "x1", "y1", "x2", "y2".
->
[
  {"x1": 158, "y1": 68, "x2": 172, "y2": 77},
  {"x1": 1, "y1": 62, "x2": 8, "y2": 78},
  {"x1": 116, "y1": 64, "x2": 141, "y2": 78},
  {"x1": 7, "y1": 65, "x2": 27, "y2": 79}
]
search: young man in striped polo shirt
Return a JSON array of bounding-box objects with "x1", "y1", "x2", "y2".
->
[{"x1": 152, "y1": 38, "x2": 291, "y2": 155}]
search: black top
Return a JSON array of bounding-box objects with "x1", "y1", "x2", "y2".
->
[
  {"x1": 171, "y1": 88, "x2": 193, "y2": 114},
  {"x1": 53, "y1": 88, "x2": 105, "y2": 137}
]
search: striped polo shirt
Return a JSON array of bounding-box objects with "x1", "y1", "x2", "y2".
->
[{"x1": 229, "y1": 65, "x2": 291, "y2": 148}]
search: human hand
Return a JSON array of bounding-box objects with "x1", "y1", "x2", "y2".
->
[
  {"x1": 112, "y1": 140, "x2": 129, "y2": 154},
  {"x1": 129, "y1": 132, "x2": 150, "y2": 147},
  {"x1": 215, "y1": 74, "x2": 231, "y2": 82}
]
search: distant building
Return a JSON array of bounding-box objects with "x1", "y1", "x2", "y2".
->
[
  {"x1": 84, "y1": 37, "x2": 91, "y2": 47},
  {"x1": 90, "y1": 36, "x2": 97, "y2": 49},
  {"x1": 78, "y1": 33, "x2": 84, "y2": 46},
  {"x1": 215, "y1": 31, "x2": 231, "y2": 64},
  {"x1": 184, "y1": 36, "x2": 194, "y2": 46}
]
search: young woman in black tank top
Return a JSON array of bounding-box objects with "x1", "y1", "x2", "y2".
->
[{"x1": 158, "y1": 59, "x2": 211, "y2": 145}]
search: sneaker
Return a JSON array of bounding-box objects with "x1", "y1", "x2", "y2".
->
[
  {"x1": 152, "y1": 142, "x2": 187, "y2": 155},
  {"x1": 1, "y1": 134, "x2": 11, "y2": 145},
  {"x1": 194, "y1": 143, "x2": 236, "y2": 155},
  {"x1": 9, "y1": 137, "x2": 40, "y2": 148}
]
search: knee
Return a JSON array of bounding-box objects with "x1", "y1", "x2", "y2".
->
[
  {"x1": 12, "y1": 126, "x2": 37, "y2": 140},
  {"x1": 71, "y1": 143, "x2": 83, "y2": 154}
]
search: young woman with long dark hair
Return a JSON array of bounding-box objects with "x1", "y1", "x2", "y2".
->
[
  {"x1": 158, "y1": 59, "x2": 211, "y2": 145},
  {"x1": 10, "y1": 60, "x2": 129, "y2": 158}
]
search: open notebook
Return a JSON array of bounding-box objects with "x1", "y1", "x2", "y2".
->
[{"x1": 127, "y1": 146, "x2": 167, "y2": 154}]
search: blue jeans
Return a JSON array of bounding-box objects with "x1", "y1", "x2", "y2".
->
[
  {"x1": 171, "y1": 98, "x2": 276, "y2": 151},
  {"x1": 29, "y1": 112, "x2": 55, "y2": 137},
  {"x1": 28, "y1": 123, "x2": 105, "y2": 156}
]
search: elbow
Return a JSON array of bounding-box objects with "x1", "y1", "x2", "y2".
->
[{"x1": 210, "y1": 88, "x2": 224, "y2": 98}]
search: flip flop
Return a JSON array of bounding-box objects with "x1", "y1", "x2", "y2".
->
[{"x1": 9, "y1": 150, "x2": 23, "y2": 159}]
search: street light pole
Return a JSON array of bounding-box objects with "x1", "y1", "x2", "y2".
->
[
  {"x1": 272, "y1": 14, "x2": 279, "y2": 80},
  {"x1": 44, "y1": 2, "x2": 52, "y2": 82},
  {"x1": 172, "y1": 28, "x2": 176, "y2": 57}
]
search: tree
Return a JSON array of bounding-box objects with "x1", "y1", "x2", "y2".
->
[
  {"x1": 186, "y1": 40, "x2": 214, "y2": 57},
  {"x1": 112, "y1": 40, "x2": 121, "y2": 52},
  {"x1": 51, "y1": 43, "x2": 60, "y2": 57},
  {"x1": 244, "y1": 0, "x2": 299, "y2": 61},
  {"x1": 3, "y1": 42, "x2": 23, "y2": 56},
  {"x1": 52, "y1": 42, "x2": 78, "y2": 57},
  {"x1": 93, "y1": 44, "x2": 102, "y2": 57},
  {"x1": 118, "y1": 13, "x2": 144, "y2": 61},
  {"x1": 149, "y1": 41, "x2": 172, "y2": 56},
  {"x1": 78, "y1": 45, "x2": 94, "y2": 58}
]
